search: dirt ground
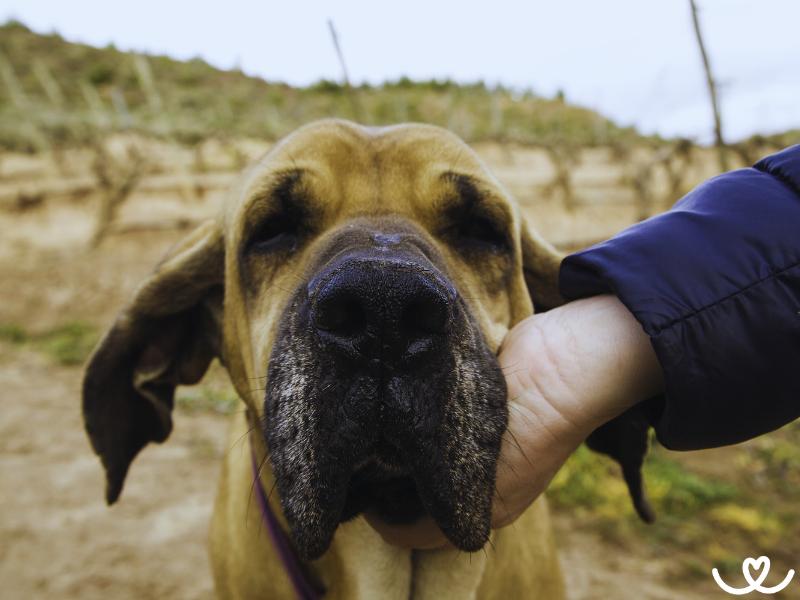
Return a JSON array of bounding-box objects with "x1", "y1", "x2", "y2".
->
[{"x1": 1, "y1": 139, "x2": 794, "y2": 599}]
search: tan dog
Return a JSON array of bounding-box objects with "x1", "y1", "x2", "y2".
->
[{"x1": 83, "y1": 120, "x2": 567, "y2": 599}]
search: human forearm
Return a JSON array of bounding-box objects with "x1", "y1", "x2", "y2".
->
[{"x1": 492, "y1": 294, "x2": 663, "y2": 527}]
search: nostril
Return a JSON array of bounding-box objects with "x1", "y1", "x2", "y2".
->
[
  {"x1": 400, "y1": 297, "x2": 450, "y2": 336},
  {"x1": 315, "y1": 294, "x2": 366, "y2": 337}
]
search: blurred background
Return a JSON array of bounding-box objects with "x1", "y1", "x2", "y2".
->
[{"x1": 0, "y1": 1, "x2": 798, "y2": 598}]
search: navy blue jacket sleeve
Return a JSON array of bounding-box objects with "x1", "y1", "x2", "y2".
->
[{"x1": 559, "y1": 145, "x2": 800, "y2": 450}]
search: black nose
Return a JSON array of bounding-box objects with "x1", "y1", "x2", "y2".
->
[{"x1": 310, "y1": 258, "x2": 455, "y2": 364}]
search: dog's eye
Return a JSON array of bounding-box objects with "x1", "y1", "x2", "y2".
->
[
  {"x1": 440, "y1": 173, "x2": 510, "y2": 254},
  {"x1": 247, "y1": 211, "x2": 302, "y2": 254},
  {"x1": 450, "y1": 214, "x2": 509, "y2": 253},
  {"x1": 458, "y1": 215, "x2": 508, "y2": 249}
]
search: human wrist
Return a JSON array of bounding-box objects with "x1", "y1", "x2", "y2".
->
[
  {"x1": 502, "y1": 295, "x2": 663, "y2": 436},
  {"x1": 547, "y1": 294, "x2": 662, "y2": 428}
]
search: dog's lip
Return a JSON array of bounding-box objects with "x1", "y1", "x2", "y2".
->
[
  {"x1": 344, "y1": 464, "x2": 426, "y2": 525},
  {"x1": 352, "y1": 453, "x2": 409, "y2": 477}
]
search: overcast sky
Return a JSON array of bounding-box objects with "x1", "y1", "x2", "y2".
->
[{"x1": 2, "y1": 0, "x2": 798, "y2": 142}]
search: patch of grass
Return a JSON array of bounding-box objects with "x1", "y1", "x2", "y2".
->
[
  {"x1": 549, "y1": 442, "x2": 738, "y2": 519},
  {"x1": 549, "y1": 441, "x2": 743, "y2": 551},
  {"x1": 548, "y1": 444, "x2": 628, "y2": 513},
  {"x1": 33, "y1": 322, "x2": 98, "y2": 365},
  {"x1": 549, "y1": 435, "x2": 800, "y2": 586},
  {"x1": 743, "y1": 427, "x2": 800, "y2": 494},
  {"x1": 0, "y1": 321, "x2": 98, "y2": 365},
  {"x1": 177, "y1": 386, "x2": 239, "y2": 415},
  {"x1": 645, "y1": 451, "x2": 738, "y2": 515},
  {"x1": 708, "y1": 504, "x2": 780, "y2": 537},
  {"x1": 0, "y1": 323, "x2": 28, "y2": 344}
]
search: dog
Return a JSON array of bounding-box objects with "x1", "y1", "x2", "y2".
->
[{"x1": 83, "y1": 119, "x2": 579, "y2": 599}]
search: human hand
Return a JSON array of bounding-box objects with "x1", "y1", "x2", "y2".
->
[
  {"x1": 367, "y1": 295, "x2": 663, "y2": 547},
  {"x1": 491, "y1": 294, "x2": 663, "y2": 527}
]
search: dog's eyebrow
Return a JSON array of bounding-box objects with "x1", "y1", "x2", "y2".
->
[
  {"x1": 236, "y1": 168, "x2": 318, "y2": 251},
  {"x1": 439, "y1": 171, "x2": 511, "y2": 222},
  {"x1": 441, "y1": 171, "x2": 482, "y2": 200},
  {"x1": 242, "y1": 168, "x2": 309, "y2": 223},
  {"x1": 252, "y1": 168, "x2": 307, "y2": 206}
]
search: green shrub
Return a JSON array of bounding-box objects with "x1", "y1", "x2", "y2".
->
[{"x1": 87, "y1": 63, "x2": 116, "y2": 86}]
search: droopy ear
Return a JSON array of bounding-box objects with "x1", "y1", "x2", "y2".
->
[
  {"x1": 585, "y1": 402, "x2": 656, "y2": 523},
  {"x1": 520, "y1": 218, "x2": 566, "y2": 313},
  {"x1": 82, "y1": 220, "x2": 224, "y2": 504}
]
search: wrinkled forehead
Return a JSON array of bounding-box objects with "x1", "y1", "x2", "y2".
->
[{"x1": 226, "y1": 120, "x2": 508, "y2": 226}]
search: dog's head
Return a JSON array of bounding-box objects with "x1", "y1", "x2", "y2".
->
[{"x1": 83, "y1": 120, "x2": 565, "y2": 560}]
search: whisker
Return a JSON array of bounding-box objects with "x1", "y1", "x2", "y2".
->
[
  {"x1": 495, "y1": 454, "x2": 519, "y2": 479},
  {"x1": 247, "y1": 450, "x2": 273, "y2": 527},
  {"x1": 266, "y1": 479, "x2": 279, "y2": 503},
  {"x1": 506, "y1": 428, "x2": 533, "y2": 470},
  {"x1": 228, "y1": 424, "x2": 256, "y2": 454}
]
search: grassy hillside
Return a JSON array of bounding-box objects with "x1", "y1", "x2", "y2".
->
[{"x1": 0, "y1": 20, "x2": 642, "y2": 151}]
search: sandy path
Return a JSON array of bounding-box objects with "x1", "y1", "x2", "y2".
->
[
  {"x1": 0, "y1": 344, "x2": 226, "y2": 599},
  {"x1": 0, "y1": 344, "x2": 720, "y2": 600}
]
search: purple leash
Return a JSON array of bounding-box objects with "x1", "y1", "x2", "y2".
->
[{"x1": 250, "y1": 441, "x2": 324, "y2": 600}]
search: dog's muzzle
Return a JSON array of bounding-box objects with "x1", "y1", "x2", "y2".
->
[{"x1": 264, "y1": 229, "x2": 507, "y2": 560}]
